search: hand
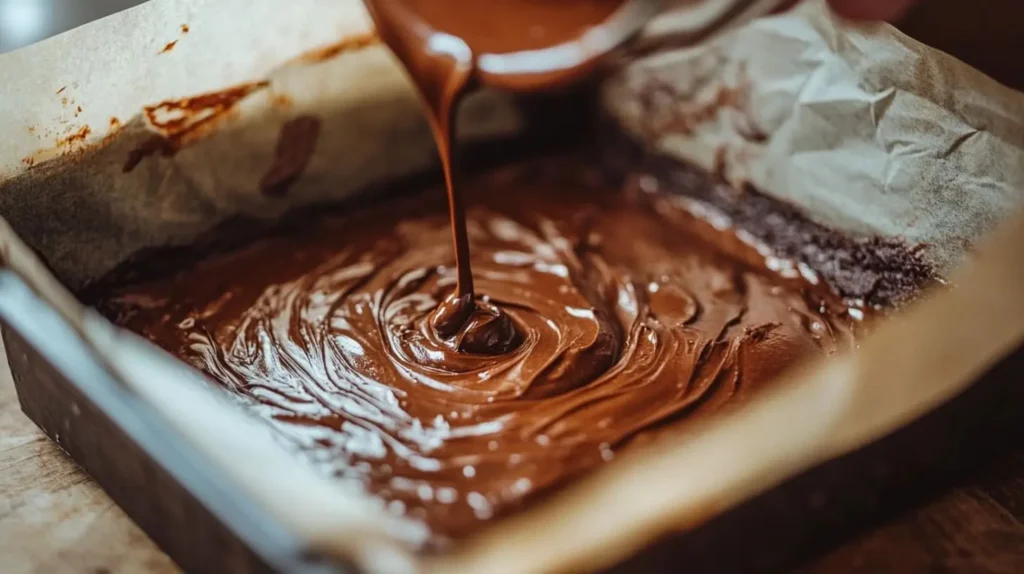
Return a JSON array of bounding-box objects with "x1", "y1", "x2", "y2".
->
[{"x1": 827, "y1": 0, "x2": 919, "y2": 21}]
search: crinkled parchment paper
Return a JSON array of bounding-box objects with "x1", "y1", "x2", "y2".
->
[
  {"x1": 0, "y1": 0, "x2": 1022, "y2": 572},
  {"x1": 606, "y1": 1, "x2": 1024, "y2": 276}
]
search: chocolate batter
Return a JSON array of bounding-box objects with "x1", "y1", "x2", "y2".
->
[{"x1": 97, "y1": 158, "x2": 859, "y2": 546}]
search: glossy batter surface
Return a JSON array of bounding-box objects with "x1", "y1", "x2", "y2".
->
[{"x1": 96, "y1": 158, "x2": 858, "y2": 546}]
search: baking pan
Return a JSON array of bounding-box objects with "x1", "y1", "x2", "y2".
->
[
  {"x1": 3, "y1": 133, "x2": 1024, "y2": 572},
  {"x1": 3, "y1": 252, "x2": 1023, "y2": 574},
  {"x1": 5, "y1": 126, "x2": 1024, "y2": 574},
  {"x1": 1, "y1": 0, "x2": 1023, "y2": 572}
]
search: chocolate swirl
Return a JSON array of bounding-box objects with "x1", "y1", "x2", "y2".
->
[{"x1": 98, "y1": 158, "x2": 858, "y2": 546}]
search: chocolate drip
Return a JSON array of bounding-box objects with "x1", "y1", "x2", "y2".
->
[
  {"x1": 365, "y1": 0, "x2": 630, "y2": 349},
  {"x1": 97, "y1": 159, "x2": 859, "y2": 547}
]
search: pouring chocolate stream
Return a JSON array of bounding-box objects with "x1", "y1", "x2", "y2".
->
[{"x1": 363, "y1": 0, "x2": 649, "y2": 351}]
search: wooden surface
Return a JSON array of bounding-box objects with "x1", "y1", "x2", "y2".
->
[
  {"x1": 800, "y1": 454, "x2": 1024, "y2": 574},
  {"x1": 0, "y1": 342, "x2": 178, "y2": 574},
  {"x1": 3, "y1": 341, "x2": 1024, "y2": 574}
]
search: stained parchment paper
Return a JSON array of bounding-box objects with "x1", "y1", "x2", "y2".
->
[
  {"x1": 1, "y1": 0, "x2": 1023, "y2": 572},
  {"x1": 0, "y1": 0, "x2": 523, "y2": 290}
]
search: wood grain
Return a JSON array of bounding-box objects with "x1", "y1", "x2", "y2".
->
[
  {"x1": 3, "y1": 338, "x2": 1023, "y2": 574},
  {"x1": 0, "y1": 341, "x2": 178, "y2": 574},
  {"x1": 801, "y1": 452, "x2": 1024, "y2": 574}
]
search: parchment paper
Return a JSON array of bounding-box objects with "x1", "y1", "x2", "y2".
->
[
  {"x1": 1, "y1": 0, "x2": 1023, "y2": 573},
  {"x1": 0, "y1": 0, "x2": 522, "y2": 290},
  {"x1": 606, "y1": 0, "x2": 1024, "y2": 275}
]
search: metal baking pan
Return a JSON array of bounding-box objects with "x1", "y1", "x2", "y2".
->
[
  {"x1": 3, "y1": 117, "x2": 1023, "y2": 571},
  {"x1": 3, "y1": 268, "x2": 1022, "y2": 573}
]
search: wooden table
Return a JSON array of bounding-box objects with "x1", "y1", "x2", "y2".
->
[
  {"x1": 0, "y1": 344, "x2": 176, "y2": 574},
  {"x1": 3, "y1": 343, "x2": 1024, "y2": 574}
]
